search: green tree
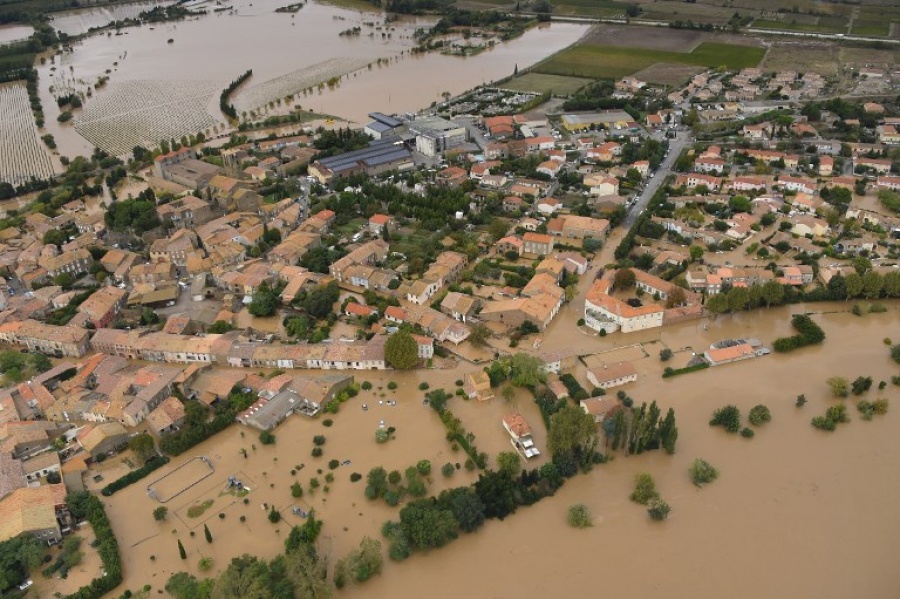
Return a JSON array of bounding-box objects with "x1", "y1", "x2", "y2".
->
[
  {"x1": 384, "y1": 331, "x2": 418, "y2": 369},
  {"x1": 630, "y1": 473, "x2": 659, "y2": 505},
  {"x1": 509, "y1": 353, "x2": 547, "y2": 388},
  {"x1": 613, "y1": 268, "x2": 636, "y2": 289},
  {"x1": 165, "y1": 572, "x2": 214, "y2": 599},
  {"x1": 547, "y1": 404, "x2": 599, "y2": 466},
  {"x1": 689, "y1": 245, "x2": 704, "y2": 262},
  {"x1": 468, "y1": 323, "x2": 492, "y2": 347},
  {"x1": 204, "y1": 523, "x2": 213, "y2": 543},
  {"x1": 689, "y1": 458, "x2": 719, "y2": 486},
  {"x1": 129, "y1": 433, "x2": 156, "y2": 464},
  {"x1": 435, "y1": 486, "x2": 485, "y2": 533},
  {"x1": 259, "y1": 430, "x2": 276, "y2": 445},
  {"x1": 760, "y1": 280, "x2": 785, "y2": 307},
  {"x1": 567, "y1": 504, "x2": 593, "y2": 528},
  {"x1": 748, "y1": 404, "x2": 771, "y2": 426},
  {"x1": 862, "y1": 271, "x2": 883, "y2": 299},
  {"x1": 727, "y1": 286, "x2": 750, "y2": 312},
  {"x1": 706, "y1": 293, "x2": 729, "y2": 314},
  {"x1": 153, "y1": 506, "x2": 168, "y2": 521},
  {"x1": 248, "y1": 283, "x2": 278, "y2": 317},
  {"x1": 211, "y1": 555, "x2": 280, "y2": 599},
  {"x1": 647, "y1": 498, "x2": 671, "y2": 521},
  {"x1": 178, "y1": 539, "x2": 187, "y2": 560},
  {"x1": 398, "y1": 499, "x2": 459, "y2": 550},
  {"x1": 208, "y1": 320, "x2": 236, "y2": 333},
  {"x1": 844, "y1": 272, "x2": 863, "y2": 299},
  {"x1": 282, "y1": 542, "x2": 331, "y2": 599},
  {"x1": 827, "y1": 376, "x2": 849, "y2": 398},
  {"x1": 496, "y1": 451, "x2": 521, "y2": 476},
  {"x1": 892, "y1": 344, "x2": 900, "y2": 364}
]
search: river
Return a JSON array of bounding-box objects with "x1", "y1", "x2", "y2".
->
[{"x1": 34, "y1": 0, "x2": 588, "y2": 158}]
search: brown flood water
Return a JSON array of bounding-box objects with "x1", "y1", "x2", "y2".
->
[
  {"x1": 101, "y1": 302, "x2": 900, "y2": 598},
  {"x1": 36, "y1": 0, "x2": 587, "y2": 157}
]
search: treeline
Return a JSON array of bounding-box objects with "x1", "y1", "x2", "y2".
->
[
  {"x1": 220, "y1": 69, "x2": 252, "y2": 120},
  {"x1": 100, "y1": 455, "x2": 170, "y2": 496},
  {"x1": 158, "y1": 388, "x2": 256, "y2": 456},
  {"x1": 367, "y1": 0, "x2": 452, "y2": 14},
  {"x1": 427, "y1": 389, "x2": 488, "y2": 469},
  {"x1": 64, "y1": 492, "x2": 122, "y2": 599},
  {"x1": 773, "y1": 314, "x2": 825, "y2": 353},
  {"x1": 312, "y1": 126, "x2": 372, "y2": 159},
  {"x1": 604, "y1": 400, "x2": 678, "y2": 454}
]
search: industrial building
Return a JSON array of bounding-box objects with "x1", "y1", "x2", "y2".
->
[
  {"x1": 308, "y1": 139, "x2": 414, "y2": 184},
  {"x1": 408, "y1": 116, "x2": 467, "y2": 157}
]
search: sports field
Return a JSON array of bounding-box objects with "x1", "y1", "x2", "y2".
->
[{"x1": 535, "y1": 42, "x2": 766, "y2": 81}]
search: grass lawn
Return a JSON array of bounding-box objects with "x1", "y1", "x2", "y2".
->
[
  {"x1": 851, "y1": 20, "x2": 891, "y2": 37},
  {"x1": 503, "y1": 72, "x2": 591, "y2": 95},
  {"x1": 753, "y1": 18, "x2": 847, "y2": 34},
  {"x1": 535, "y1": 42, "x2": 765, "y2": 80}
]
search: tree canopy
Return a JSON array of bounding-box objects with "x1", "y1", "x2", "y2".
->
[{"x1": 385, "y1": 331, "x2": 418, "y2": 369}]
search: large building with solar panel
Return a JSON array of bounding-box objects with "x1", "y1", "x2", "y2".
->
[{"x1": 308, "y1": 138, "x2": 414, "y2": 184}]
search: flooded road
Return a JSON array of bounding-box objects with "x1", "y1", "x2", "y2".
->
[{"x1": 100, "y1": 302, "x2": 900, "y2": 598}]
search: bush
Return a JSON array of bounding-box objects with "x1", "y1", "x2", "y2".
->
[
  {"x1": 647, "y1": 498, "x2": 671, "y2": 521},
  {"x1": 328, "y1": 459, "x2": 340, "y2": 470},
  {"x1": 659, "y1": 348, "x2": 673, "y2": 362},
  {"x1": 567, "y1": 504, "x2": 593, "y2": 528},
  {"x1": 891, "y1": 344, "x2": 900, "y2": 364},
  {"x1": 291, "y1": 481, "x2": 303, "y2": 498},
  {"x1": 795, "y1": 394, "x2": 807, "y2": 408},
  {"x1": 350, "y1": 472, "x2": 362, "y2": 482},
  {"x1": 259, "y1": 430, "x2": 276, "y2": 445},
  {"x1": 388, "y1": 470, "x2": 402, "y2": 486},
  {"x1": 375, "y1": 429, "x2": 389, "y2": 443},
  {"x1": 311, "y1": 447, "x2": 323, "y2": 457},
  {"x1": 851, "y1": 376, "x2": 873, "y2": 396},
  {"x1": 153, "y1": 506, "x2": 168, "y2": 521},
  {"x1": 748, "y1": 404, "x2": 771, "y2": 426},
  {"x1": 362, "y1": 381, "x2": 373, "y2": 390},
  {"x1": 322, "y1": 419, "x2": 333, "y2": 427},
  {"x1": 387, "y1": 381, "x2": 398, "y2": 390},
  {"x1": 827, "y1": 377, "x2": 849, "y2": 398},
  {"x1": 441, "y1": 463, "x2": 454, "y2": 477},
  {"x1": 418, "y1": 382, "x2": 430, "y2": 391},
  {"x1": 689, "y1": 458, "x2": 718, "y2": 486},
  {"x1": 416, "y1": 460, "x2": 431, "y2": 476},
  {"x1": 740, "y1": 427, "x2": 754, "y2": 438},
  {"x1": 268, "y1": 507, "x2": 281, "y2": 523},
  {"x1": 709, "y1": 405, "x2": 741, "y2": 433},
  {"x1": 313, "y1": 435, "x2": 326, "y2": 446},
  {"x1": 630, "y1": 473, "x2": 658, "y2": 505},
  {"x1": 101, "y1": 456, "x2": 170, "y2": 496}
]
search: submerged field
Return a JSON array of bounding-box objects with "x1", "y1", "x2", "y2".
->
[
  {"x1": 0, "y1": 83, "x2": 55, "y2": 186},
  {"x1": 535, "y1": 41, "x2": 766, "y2": 81}
]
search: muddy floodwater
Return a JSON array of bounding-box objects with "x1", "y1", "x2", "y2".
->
[
  {"x1": 35, "y1": 0, "x2": 587, "y2": 157},
  {"x1": 100, "y1": 303, "x2": 900, "y2": 598}
]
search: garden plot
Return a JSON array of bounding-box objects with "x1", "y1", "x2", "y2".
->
[
  {"x1": 0, "y1": 83, "x2": 55, "y2": 186},
  {"x1": 51, "y1": 1, "x2": 166, "y2": 37},
  {"x1": 74, "y1": 79, "x2": 218, "y2": 155},
  {"x1": 232, "y1": 57, "x2": 370, "y2": 112}
]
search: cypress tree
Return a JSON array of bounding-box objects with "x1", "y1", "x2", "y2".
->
[
  {"x1": 178, "y1": 539, "x2": 186, "y2": 560},
  {"x1": 204, "y1": 523, "x2": 212, "y2": 543}
]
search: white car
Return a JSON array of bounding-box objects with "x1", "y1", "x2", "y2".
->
[{"x1": 19, "y1": 580, "x2": 33, "y2": 590}]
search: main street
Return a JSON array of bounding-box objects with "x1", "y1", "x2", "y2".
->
[{"x1": 623, "y1": 128, "x2": 691, "y2": 228}]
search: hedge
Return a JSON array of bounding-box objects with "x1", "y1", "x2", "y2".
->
[
  {"x1": 773, "y1": 314, "x2": 825, "y2": 353},
  {"x1": 64, "y1": 492, "x2": 122, "y2": 599},
  {"x1": 101, "y1": 455, "x2": 170, "y2": 496},
  {"x1": 662, "y1": 363, "x2": 710, "y2": 378}
]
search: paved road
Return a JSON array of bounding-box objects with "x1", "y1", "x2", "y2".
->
[{"x1": 624, "y1": 129, "x2": 691, "y2": 228}]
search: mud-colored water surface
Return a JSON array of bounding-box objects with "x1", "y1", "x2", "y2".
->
[{"x1": 100, "y1": 303, "x2": 900, "y2": 598}]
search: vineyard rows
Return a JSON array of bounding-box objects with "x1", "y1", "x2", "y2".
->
[
  {"x1": 232, "y1": 56, "x2": 369, "y2": 112},
  {"x1": 74, "y1": 79, "x2": 219, "y2": 155},
  {"x1": 0, "y1": 83, "x2": 55, "y2": 186}
]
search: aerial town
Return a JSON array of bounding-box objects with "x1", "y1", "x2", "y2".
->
[{"x1": 0, "y1": 0, "x2": 899, "y2": 597}]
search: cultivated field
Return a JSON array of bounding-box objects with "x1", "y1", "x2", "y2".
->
[
  {"x1": 232, "y1": 57, "x2": 372, "y2": 113},
  {"x1": 73, "y1": 79, "x2": 219, "y2": 155},
  {"x1": 0, "y1": 82, "x2": 55, "y2": 186},
  {"x1": 536, "y1": 41, "x2": 766, "y2": 81},
  {"x1": 761, "y1": 42, "x2": 841, "y2": 76},
  {"x1": 584, "y1": 24, "x2": 705, "y2": 52},
  {"x1": 503, "y1": 72, "x2": 591, "y2": 95},
  {"x1": 633, "y1": 62, "x2": 704, "y2": 86}
]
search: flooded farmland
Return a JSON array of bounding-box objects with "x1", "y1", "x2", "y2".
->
[
  {"x1": 100, "y1": 303, "x2": 900, "y2": 598},
  {"x1": 34, "y1": 0, "x2": 588, "y2": 157}
]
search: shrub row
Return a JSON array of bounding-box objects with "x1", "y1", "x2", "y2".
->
[
  {"x1": 773, "y1": 314, "x2": 825, "y2": 353},
  {"x1": 662, "y1": 362, "x2": 710, "y2": 378},
  {"x1": 63, "y1": 492, "x2": 121, "y2": 599},
  {"x1": 101, "y1": 455, "x2": 170, "y2": 496}
]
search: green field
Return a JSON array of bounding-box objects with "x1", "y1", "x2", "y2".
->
[
  {"x1": 851, "y1": 20, "x2": 892, "y2": 37},
  {"x1": 753, "y1": 18, "x2": 847, "y2": 34},
  {"x1": 535, "y1": 42, "x2": 766, "y2": 81},
  {"x1": 503, "y1": 72, "x2": 591, "y2": 95}
]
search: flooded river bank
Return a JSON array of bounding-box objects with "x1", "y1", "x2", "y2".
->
[{"x1": 100, "y1": 303, "x2": 900, "y2": 598}]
